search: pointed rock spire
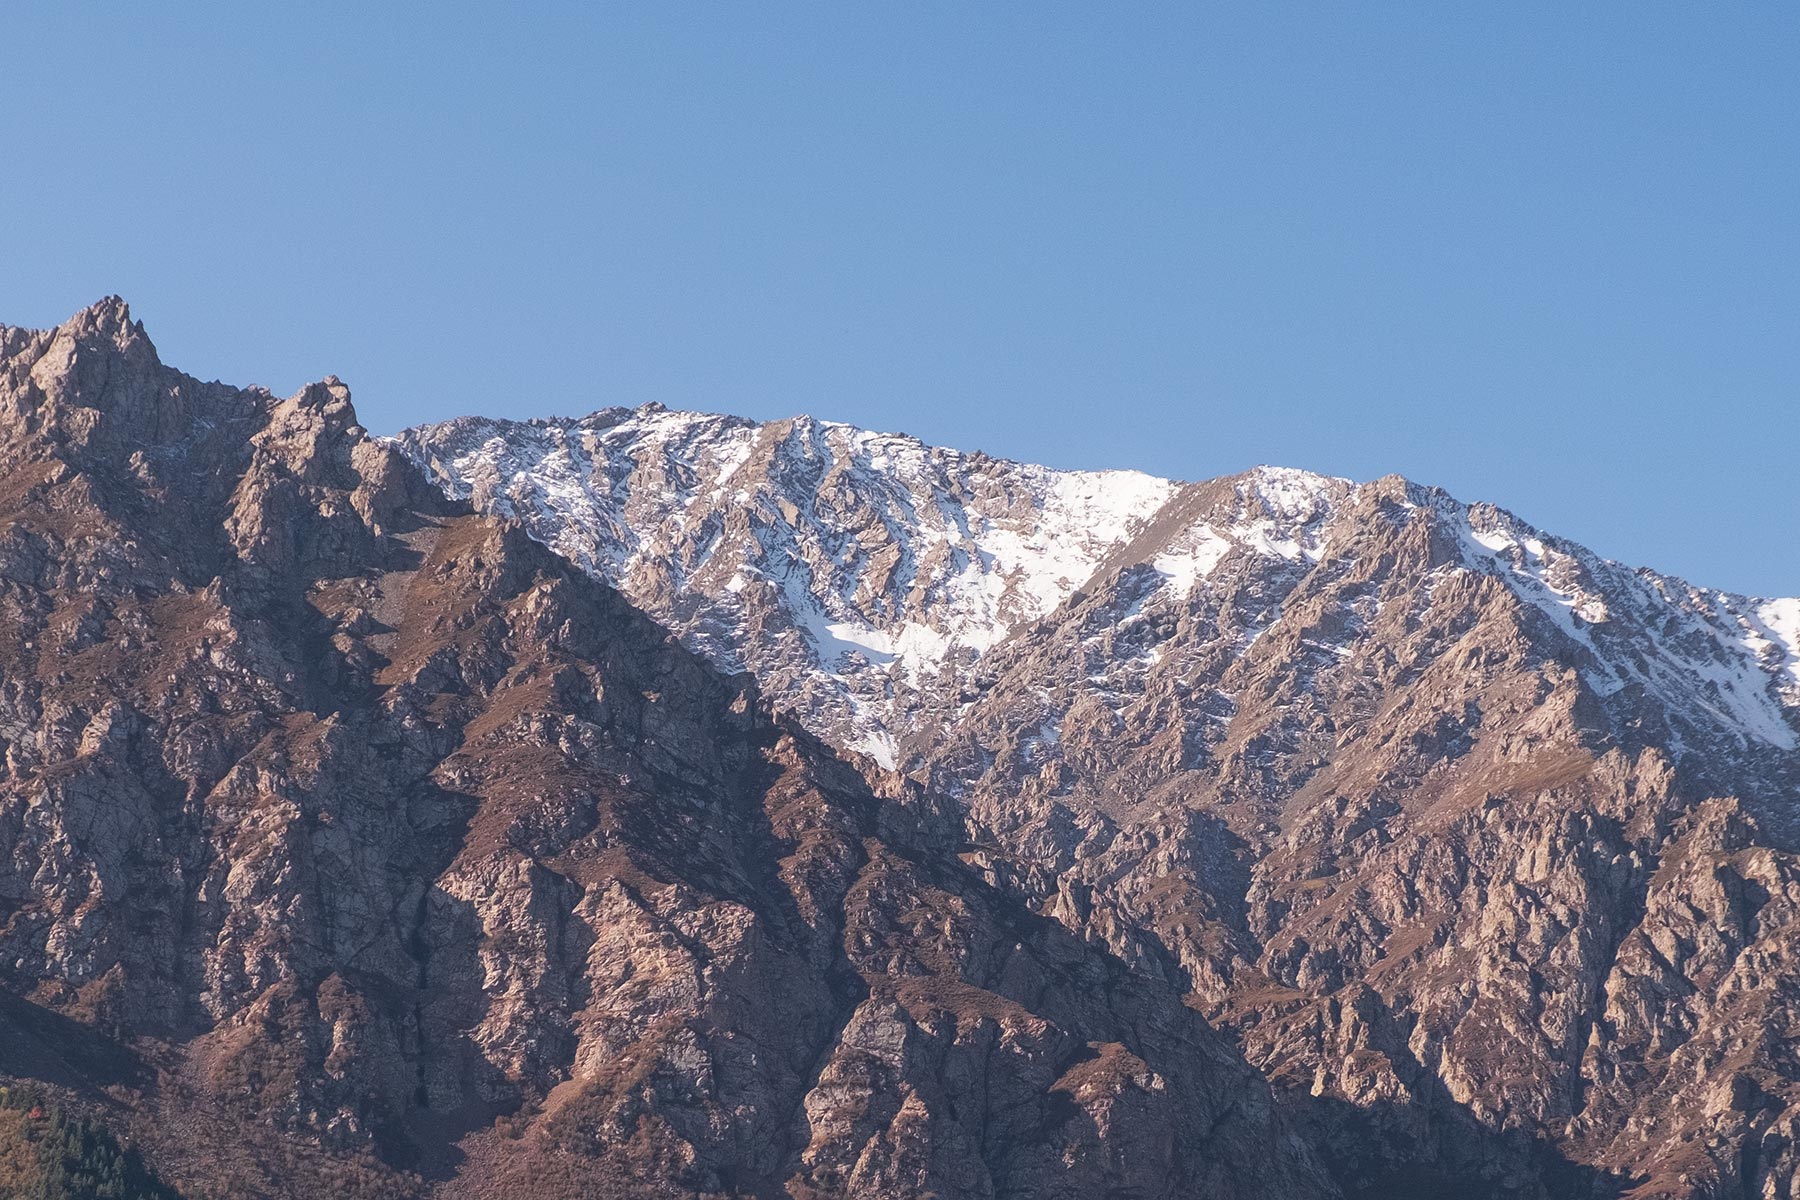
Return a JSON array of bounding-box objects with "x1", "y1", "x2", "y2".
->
[{"x1": 16, "y1": 296, "x2": 170, "y2": 446}]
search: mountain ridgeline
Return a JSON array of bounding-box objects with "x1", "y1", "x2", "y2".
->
[{"x1": 0, "y1": 299, "x2": 1796, "y2": 1198}]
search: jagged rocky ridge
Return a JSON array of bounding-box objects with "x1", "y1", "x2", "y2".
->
[
  {"x1": 399, "y1": 410, "x2": 1800, "y2": 775},
  {"x1": 398, "y1": 408, "x2": 1180, "y2": 769},
  {"x1": 405, "y1": 405, "x2": 1800, "y2": 1198},
  {"x1": 0, "y1": 301, "x2": 1338, "y2": 1199}
]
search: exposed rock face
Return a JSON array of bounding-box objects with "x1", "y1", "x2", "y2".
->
[
  {"x1": 407, "y1": 403, "x2": 1800, "y2": 1197},
  {"x1": 0, "y1": 301, "x2": 1333, "y2": 1199},
  {"x1": 395, "y1": 409, "x2": 1178, "y2": 769}
]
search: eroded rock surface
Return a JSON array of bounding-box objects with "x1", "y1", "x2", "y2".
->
[
  {"x1": 409, "y1": 397, "x2": 1800, "y2": 1198},
  {"x1": 0, "y1": 300, "x2": 1331, "y2": 1199}
]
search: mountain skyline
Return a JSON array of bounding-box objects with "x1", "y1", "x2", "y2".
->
[
  {"x1": 7, "y1": 7, "x2": 1798, "y2": 598},
  {"x1": 5, "y1": 294, "x2": 1800, "y2": 1196},
  {"x1": 398, "y1": 398, "x2": 1800, "y2": 617},
  {"x1": 9, "y1": 7, "x2": 1796, "y2": 1197}
]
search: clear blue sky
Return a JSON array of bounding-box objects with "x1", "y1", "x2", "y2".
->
[{"x1": 5, "y1": 4, "x2": 1796, "y2": 595}]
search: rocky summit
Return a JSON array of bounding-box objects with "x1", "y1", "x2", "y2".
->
[{"x1": 0, "y1": 299, "x2": 1797, "y2": 1199}]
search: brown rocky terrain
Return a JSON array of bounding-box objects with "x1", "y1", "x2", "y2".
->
[
  {"x1": 0, "y1": 299, "x2": 1338, "y2": 1198},
  {"x1": 932, "y1": 478, "x2": 1800, "y2": 1200},
  {"x1": 407, "y1": 396, "x2": 1800, "y2": 1198}
]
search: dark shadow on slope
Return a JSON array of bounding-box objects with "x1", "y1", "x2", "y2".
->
[
  {"x1": 1298, "y1": 1091, "x2": 1641, "y2": 1200},
  {"x1": 0, "y1": 990, "x2": 149, "y2": 1096},
  {"x1": 1269, "y1": 980, "x2": 1642, "y2": 1200}
]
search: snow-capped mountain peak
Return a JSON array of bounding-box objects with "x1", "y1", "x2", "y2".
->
[{"x1": 397, "y1": 406, "x2": 1800, "y2": 770}]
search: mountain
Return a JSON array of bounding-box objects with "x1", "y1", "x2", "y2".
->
[
  {"x1": 0, "y1": 301, "x2": 1335, "y2": 1199},
  {"x1": 397, "y1": 408, "x2": 1182, "y2": 769},
  {"x1": 404, "y1": 404, "x2": 1800, "y2": 1198},
  {"x1": 398, "y1": 409, "x2": 1800, "y2": 776}
]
